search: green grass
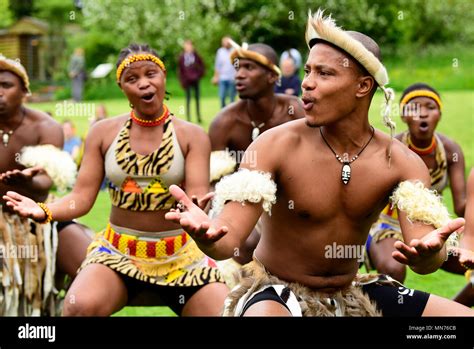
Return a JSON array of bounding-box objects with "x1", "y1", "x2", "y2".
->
[
  {"x1": 26, "y1": 90, "x2": 473, "y2": 316},
  {"x1": 383, "y1": 44, "x2": 474, "y2": 91}
]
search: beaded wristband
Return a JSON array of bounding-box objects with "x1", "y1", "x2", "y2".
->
[
  {"x1": 37, "y1": 202, "x2": 53, "y2": 224},
  {"x1": 465, "y1": 269, "x2": 474, "y2": 283}
]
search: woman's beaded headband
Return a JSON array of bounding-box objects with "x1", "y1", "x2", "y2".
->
[{"x1": 116, "y1": 53, "x2": 166, "y2": 82}]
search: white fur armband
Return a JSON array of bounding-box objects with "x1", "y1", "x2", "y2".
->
[
  {"x1": 211, "y1": 169, "x2": 277, "y2": 215},
  {"x1": 210, "y1": 150, "x2": 237, "y2": 182},
  {"x1": 391, "y1": 180, "x2": 459, "y2": 249},
  {"x1": 19, "y1": 145, "x2": 77, "y2": 191},
  {"x1": 391, "y1": 181, "x2": 449, "y2": 228}
]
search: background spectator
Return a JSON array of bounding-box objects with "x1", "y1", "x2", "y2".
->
[
  {"x1": 62, "y1": 119, "x2": 82, "y2": 164},
  {"x1": 178, "y1": 39, "x2": 205, "y2": 123},
  {"x1": 212, "y1": 36, "x2": 236, "y2": 108},
  {"x1": 275, "y1": 57, "x2": 301, "y2": 96},
  {"x1": 68, "y1": 48, "x2": 86, "y2": 102}
]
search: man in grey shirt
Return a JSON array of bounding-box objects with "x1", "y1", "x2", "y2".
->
[
  {"x1": 212, "y1": 37, "x2": 236, "y2": 108},
  {"x1": 68, "y1": 48, "x2": 86, "y2": 102}
]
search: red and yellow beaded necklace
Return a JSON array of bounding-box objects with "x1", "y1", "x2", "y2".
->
[
  {"x1": 130, "y1": 104, "x2": 170, "y2": 127},
  {"x1": 408, "y1": 135, "x2": 436, "y2": 156}
]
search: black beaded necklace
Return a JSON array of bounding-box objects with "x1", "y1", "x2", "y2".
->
[{"x1": 319, "y1": 126, "x2": 375, "y2": 185}]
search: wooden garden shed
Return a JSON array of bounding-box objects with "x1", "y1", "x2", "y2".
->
[{"x1": 0, "y1": 17, "x2": 48, "y2": 80}]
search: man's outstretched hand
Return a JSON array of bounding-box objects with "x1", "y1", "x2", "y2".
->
[
  {"x1": 0, "y1": 166, "x2": 44, "y2": 186},
  {"x1": 165, "y1": 185, "x2": 228, "y2": 245},
  {"x1": 393, "y1": 217, "x2": 465, "y2": 268},
  {"x1": 191, "y1": 191, "x2": 214, "y2": 212},
  {"x1": 449, "y1": 247, "x2": 474, "y2": 270},
  {"x1": 2, "y1": 191, "x2": 46, "y2": 221}
]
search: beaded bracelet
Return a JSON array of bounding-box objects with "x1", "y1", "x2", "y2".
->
[
  {"x1": 37, "y1": 202, "x2": 53, "y2": 224},
  {"x1": 465, "y1": 269, "x2": 474, "y2": 284}
]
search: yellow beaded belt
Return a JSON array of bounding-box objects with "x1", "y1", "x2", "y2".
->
[{"x1": 103, "y1": 224, "x2": 189, "y2": 258}]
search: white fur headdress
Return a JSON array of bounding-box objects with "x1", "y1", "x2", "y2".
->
[
  {"x1": 229, "y1": 39, "x2": 282, "y2": 77},
  {"x1": 306, "y1": 10, "x2": 388, "y2": 87},
  {"x1": 306, "y1": 9, "x2": 396, "y2": 165},
  {"x1": 0, "y1": 54, "x2": 31, "y2": 95}
]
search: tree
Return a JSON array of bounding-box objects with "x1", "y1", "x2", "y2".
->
[{"x1": 0, "y1": 0, "x2": 13, "y2": 28}]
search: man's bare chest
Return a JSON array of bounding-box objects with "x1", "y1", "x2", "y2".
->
[
  {"x1": 0, "y1": 130, "x2": 41, "y2": 172},
  {"x1": 227, "y1": 116, "x2": 294, "y2": 152},
  {"x1": 275, "y1": 154, "x2": 396, "y2": 222}
]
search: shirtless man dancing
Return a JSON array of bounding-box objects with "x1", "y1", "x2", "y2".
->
[
  {"x1": 165, "y1": 10, "x2": 473, "y2": 316},
  {"x1": 209, "y1": 42, "x2": 303, "y2": 265},
  {"x1": 0, "y1": 55, "x2": 91, "y2": 315}
]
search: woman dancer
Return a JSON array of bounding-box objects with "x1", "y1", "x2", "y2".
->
[{"x1": 4, "y1": 44, "x2": 228, "y2": 316}]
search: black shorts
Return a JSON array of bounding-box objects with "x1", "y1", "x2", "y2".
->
[
  {"x1": 29, "y1": 220, "x2": 76, "y2": 235},
  {"x1": 361, "y1": 281, "x2": 430, "y2": 317},
  {"x1": 241, "y1": 278, "x2": 430, "y2": 317},
  {"x1": 56, "y1": 220, "x2": 76, "y2": 232},
  {"x1": 123, "y1": 275, "x2": 205, "y2": 316}
]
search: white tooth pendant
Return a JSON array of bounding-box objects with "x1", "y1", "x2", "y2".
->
[
  {"x1": 250, "y1": 121, "x2": 265, "y2": 141},
  {"x1": 1, "y1": 130, "x2": 12, "y2": 147},
  {"x1": 252, "y1": 127, "x2": 260, "y2": 141},
  {"x1": 341, "y1": 163, "x2": 351, "y2": 185}
]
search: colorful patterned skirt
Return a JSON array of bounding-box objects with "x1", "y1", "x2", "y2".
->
[
  {"x1": 364, "y1": 204, "x2": 403, "y2": 271},
  {"x1": 80, "y1": 223, "x2": 224, "y2": 287}
]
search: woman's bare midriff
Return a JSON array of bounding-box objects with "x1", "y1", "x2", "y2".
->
[{"x1": 109, "y1": 206, "x2": 181, "y2": 233}]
